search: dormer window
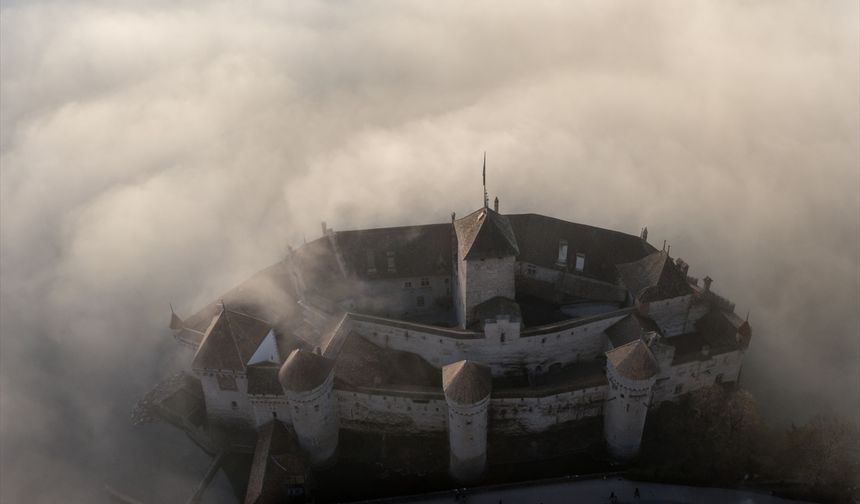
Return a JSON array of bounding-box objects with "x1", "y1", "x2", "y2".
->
[
  {"x1": 575, "y1": 253, "x2": 586, "y2": 272},
  {"x1": 557, "y1": 239, "x2": 569, "y2": 265}
]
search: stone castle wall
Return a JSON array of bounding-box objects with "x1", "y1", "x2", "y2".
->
[
  {"x1": 351, "y1": 310, "x2": 629, "y2": 376},
  {"x1": 199, "y1": 372, "x2": 256, "y2": 428}
]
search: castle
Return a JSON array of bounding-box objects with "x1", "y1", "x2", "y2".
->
[{"x1": 169, "y1": 188, "x2": 751, "y2": 494}]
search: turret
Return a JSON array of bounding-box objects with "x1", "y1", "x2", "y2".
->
[
  {"x1": 442, "y1": 360, "x2": 492, "y2": 483},
  {"x1": 603, "y1": 339, "x2": 659, "y2": 460},
  {"x1": 278, "y1": 349, "x2": 339, "y2": 467}
]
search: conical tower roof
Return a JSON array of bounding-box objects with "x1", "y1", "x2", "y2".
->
[
  {"x1": 278, "y1": 348, "x2": 334, "y2": 392},
  {"x1": 454, "y1": 208, "x2": 519, "y2": 260},
  {"x1": 442, "y1": 360, "x2": 492, "y2": 405},
  {"x1": 606, "y1": 339, "x2": 659, "y2": 381}
]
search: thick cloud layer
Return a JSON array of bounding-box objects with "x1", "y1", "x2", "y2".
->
[{"x1": 1, "y1": 1, "x2": 858, "y2": 502}]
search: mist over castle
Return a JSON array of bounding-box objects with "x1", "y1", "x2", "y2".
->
[
  {"x1": 1, "y1": 1, "x2": 857, "y2": 503},
  {"x1": 157, "y1": 181, "x2": 753, "y2": 500}
]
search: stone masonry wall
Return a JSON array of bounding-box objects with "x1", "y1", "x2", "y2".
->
[
  {"x1": 352, "y1": 311, "x2": 629, "y2": 376},
  {"x1": 199, "y1": 372, "x2": 255, "y2": 428}
]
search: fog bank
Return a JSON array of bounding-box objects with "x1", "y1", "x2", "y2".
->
[{"x1": 1, "y1": 1, "x2": 858, "y2": 502}]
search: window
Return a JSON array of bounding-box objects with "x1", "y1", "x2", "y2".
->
[
  {"x1": 314, "y1": 404, "x2": 319, "y2": 412},
  {"x1": 626, "y1": 404, "x2": 630, "y2": 412},
  {"x1": 231, "y1": 401, "x2": 238, "y2": 410},
  {"x1": 404, "y1": 281, "x2": 412, "y2": 288},
  {"x1": 575, "y1": 253, "x2": 586, "y2": 272},
  {"x1": 557, "y1": 239, "x2": 569, "y2": 265},
  {"x1": 386, "y1": 251, "x2": 396, "y2": 272},
  {"x1": 526, "y1": 264, "x2": 537, "y2": 276},
  {"x1": 715, "y1": 374, "x2": 724, "y2": 384},
  {"x1": 420, "y1": 277, "x2": 430, "y2": 287},
  {"x1": 416, "y1": 296, "x2": 425, "y2": 307},
  {"x1": 272, "y1": 411, "x2": 278, "y2": 419},
  {"x1": 674, "y1": 384, "x2": 683, "y2": 395},
  {"x1": 366, "y1": 250, "x2": 376, "y2": 273}
]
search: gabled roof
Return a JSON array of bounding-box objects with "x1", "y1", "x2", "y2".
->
[
  {"x1": 334, "y1": 223, "x2": 453, "y2": 280},
  {"x1": 606, "y1": 339, "x2": 659, "y2": 381},
  {"x1": 454, "y1": 208, "x2": 519, "y2": 260},
  {"x1": 507, "y1": 214, "x2": 655, "y2": 283},
  {"x1": 605, "y1": 312, "x2": 662, "y2": 348},
  {"x1": 191, "y1": 307, "x2": 273, "y2": 372},
  {"x1": 245, "y1": 421, "x2": 308, "y2": 504},
  {"x1": 666, "y1": 308, "x2": 750, "y2": 364},
  {"x1": 442, "y1": 360, "x2": 492, "y2": 404},
  {"x1": 278, "y1": 349, "x2": 334, "y2": 392},
  {"x1": 616, "y1": 251, "x2": 692, "y2": 302},
  {"x1": 333, "y1": 332, "x2": 441, "y2": 389}
]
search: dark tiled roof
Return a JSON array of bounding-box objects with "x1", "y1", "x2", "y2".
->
[
  {"x1": 172, "y1": 259, "x2": 302, "y2": 349},
  {"x1": 191, "y1": 308, "x2": 273, "y2": 371},
  {"x1": 442, "y1": 360, "x2": 492, "y2": 405},
  {"x1": 454, "y1": 208, "x2": 519, "y2": 260},
  {"x1": 474, "y1": 296, "x2": 521, "y2": 323},
  {"x1": 606, "y1": 339, "x2": 659, "y2": 381},
  {"x1": 507, "y1": 214, "x2": 655, "y2": 283},
  {"x1": 245, "y1": 421, "x2": 308, "y2": 504},
  {"x1": 616, "y1": 251, "x2": 693, "y2": 301},
  {"x1": 247, "y1": 363, "x2": 284, "y2": 396},
  {"x1": 492, "y1": 360, "x2": 608, "y2": 398},
  {"x1": 605, "y1": 312, "x2": 662, "y2": 348},
  {"x1": 667, "y1": 308, "x2": 747, "y2": 364},
  {"x1": 333, "y1": 332, "x2": 441, "y2": 389},
  {"x1": 292, "y1": 236, "x2": 349, "y2": 299},
  {"x1": 334, "y1": 223, "x2": 453, "y2": 280},
  {"x1": 278, "y1": 349, "x2": 334, "y2": 392}
]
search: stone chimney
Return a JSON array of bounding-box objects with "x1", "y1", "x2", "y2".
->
[
  {"x1": 320, "y1": 221, "x2": 328, "y2": 236},
  {"x1": 703, "y1": 276, "x2": 713, "y2": 293},
  {"x1": 493, "y1": 197, "x2": 499, "y2": 212},
  {"x1": 640, "y1": 226, "x2": 648, "y2": 242},
  {"x1": 674, "y1": 258, "x2": 689, "y2": 277}
]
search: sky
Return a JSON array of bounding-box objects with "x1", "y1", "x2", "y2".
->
[{"x1": 1, "y1": 1, "x2": 858, "y2": 502}]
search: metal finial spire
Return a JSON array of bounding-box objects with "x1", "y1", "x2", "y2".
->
[{"x1": 482, "y1": 151, "x2": 488, "y2": 208}]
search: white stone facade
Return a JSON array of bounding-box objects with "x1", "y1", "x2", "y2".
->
[
  {"x1": 285, "y1": 371, "x2": 339, "y2": 468},
  {"x1": 603, "y1": 363, "x2": 657, "y2": 460},
  {"x1": 445, "y1": 395, "x2": 490, "y2": 483}
]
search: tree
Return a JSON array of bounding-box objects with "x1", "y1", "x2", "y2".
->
[
  {"x1": 768, "y1": 415, "x2": 860, "y2": 502},
  {"x1": 638, "y1": 385, "x2": 763, "y2": 484}
]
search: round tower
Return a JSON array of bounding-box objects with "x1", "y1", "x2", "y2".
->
[
  {"x1": 442, "y1": 360, "x2": 492, "y2": 483},
  {"x1": 603, "y1": 339, "x2": 659, "y2": 461},
  {"x1": 278, "y1": 348, "x2": 339, "y2": 468}
]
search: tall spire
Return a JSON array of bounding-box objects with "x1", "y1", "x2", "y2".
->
[{"x1": 482, "y1": 151, "x2": 488, "y2": 208}]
